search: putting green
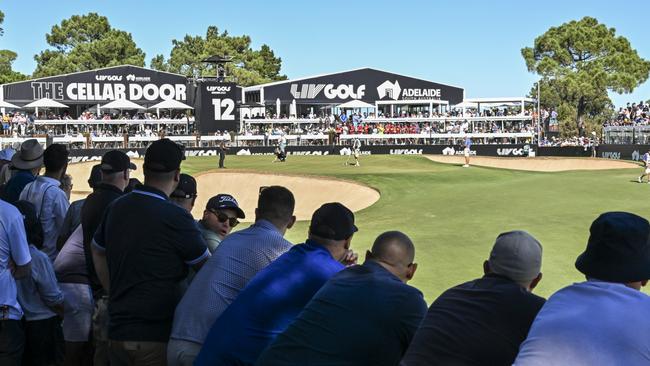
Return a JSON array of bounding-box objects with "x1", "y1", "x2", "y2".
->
[{"x1": 183, "y1": 155, "x2": 648, "y2": 303}]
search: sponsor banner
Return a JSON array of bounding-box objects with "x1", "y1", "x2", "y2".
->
[
  {"x1": 196, "y1": 81, "x2": 240, "y2": 133},
  {"x1": 594, "y1": 145, "x2": 650, "y2": 161},
  {"x1": 3, "y1": 65, "x2": 189, "y2": 104},
  {"x1": 262, "y1": 68, "x2": 464, "y2": 105}
]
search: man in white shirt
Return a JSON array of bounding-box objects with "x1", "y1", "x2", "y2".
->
[
  {"x1": 515, "y1": 212, "x2": 650, "y2": 365},
  {"x1": 0, "y1": 199, "x2": 32, "y2": 366},
  {"x1": 20, "y1": 144, "x2": 70, "y2": 261}
]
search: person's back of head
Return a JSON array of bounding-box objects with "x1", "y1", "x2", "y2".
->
[
  {"x1": 485, "y1": 230, "x2": 543, "y2": 292},
  {"x1": 142, "y1": 139, "x2": 184, "y2": 196},
  {"x1": 14, "y1": 200, "x2": 44, "y2": 249},
  {"x1": 43, "y1": 143, "x2": 69, "y2": 179},
  {"x1": 255, "y1": 186, "x2": 296, "y2": 232},
  {"x1": 366, "y1": 231, "x2": 417, "y2": 283},
  {"x1": 170, "y1": 173, "x2": 197, "y2": 212},
  {"x1": 575, "y1": 211, "x2": 650, "y2": 290},
  {"x1": 308, "y1": 202, "x2": 358, "y2": 263}
]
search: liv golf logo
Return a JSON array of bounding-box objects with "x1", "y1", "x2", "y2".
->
[{"x1": 377, "y1": 80, "x2": 402, "y2": 100}]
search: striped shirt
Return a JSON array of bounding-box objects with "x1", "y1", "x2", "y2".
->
[{"x1": 170, "y1": 219, "x2": 292, "y2": 345}]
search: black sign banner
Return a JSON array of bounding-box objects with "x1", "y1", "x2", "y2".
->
[{"x1": 196, "y1": 81, "x2": 240, "y2": 133}]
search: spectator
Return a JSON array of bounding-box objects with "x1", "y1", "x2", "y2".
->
[
  {"x1": 19, "y1": 143, "x2": 70, "y2": 261},
  {"x1": 169, "y1": 173, "x2": 197, "y2": 213},
  {"x1": 514, "y1": 212, "x2": 650, "y2": 365},
  {"x1": 402, "y1": 230, "x2": 545, "y2": 366},
  {"x1": 197, "y1": 194, "x2": 246, "y2": 253},
  {"x1": 60, "y1": 173, "x2": 73, "y2": 201},
  {"x1": 14, "y1": 200, "x2": 65, "y2": 366},
  {"x1": 168, "y1": 186, "x2": 296, "y2": 366},
  {"x1": 194, "y1": 202, "x2": 359, "y2": 366},
  {"x1": 1, "y1": 139, "x2": 43, "y2": 204},
  {"x1": 257, "y1": 231, "x2": 427, "y2": 366},
  {"x1": 80, "y1": 150, "x2": 134, "y2": 366},
  {"x1": 92, "y1": 139, "x2": 209, "y2": 365},
  {"x1": 0, "y1": 199, "x2": 32, "y2": 366},
  {"x1": 57, "y1": 164, "x2": 102, "y2": 250},
  {"x1": 0, "y1": 146, "x2": 16, "y2": 185}
]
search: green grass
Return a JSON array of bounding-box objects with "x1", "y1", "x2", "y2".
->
[{"x1": 182, "y1": 155, "x2": 649, "y2": 303}]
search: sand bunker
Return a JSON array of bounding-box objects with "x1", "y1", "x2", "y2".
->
[
  {"x1": 425, "y1": 155, "x2": 638, "y2": 172},
  {"x1": 66, "y1": 161, "x2": 380, "y2": 221}
]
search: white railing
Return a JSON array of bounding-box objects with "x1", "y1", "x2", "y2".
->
[
  {"x1": 243, "y1": 115, "x2": 534, "y2": 124},
  {"x1": 33, "y1": 119, "x2": 190, "y2": 125},
  {"x1": 0, "y1": 131, "x2": 534, "y2": 147}
]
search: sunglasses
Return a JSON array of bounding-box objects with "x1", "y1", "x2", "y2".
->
[{"x1": 210, "y1": 210, "x2": 239, "y2": 227}]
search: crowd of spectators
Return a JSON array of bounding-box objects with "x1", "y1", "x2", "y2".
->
[
  {"x1": 2, "y1": 139, "x2": 650, "y2": 365},
  {"x1": 607, "y1": 101, "x2": 650, "y2": 126}
]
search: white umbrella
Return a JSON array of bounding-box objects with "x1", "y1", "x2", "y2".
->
[
  {"x1": 290, "y1": 99, "x2": 297, "y2": 118},
  {"x1": 23, "y1": 98, "x2": 69, "y2": 109},
  {"x1": 101, "y1": 99, "x2": 145, "y2": 110},
  {"x1": 337, "y1": 100, "x2": 376, "y2": 109},
  {"x1": 148, "y1": 99, "x2": 194, "y2": 110},
  {"x1": 0, "y1": 100, "x2": 21, "y2": 109},
  {"x1": 23, "y1": 98, "x2": 69, "y2": 118},
  {"x1": 276, "y1": 98, "x2": 281, "y2": 118}
]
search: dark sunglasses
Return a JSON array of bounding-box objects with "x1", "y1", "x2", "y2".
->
[{"x1": 211, "y1": 210, "x2": 239, "y2": 227}]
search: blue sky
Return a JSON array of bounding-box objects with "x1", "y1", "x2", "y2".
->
[{"x1": 2, "y1": 0, "x2": 649, "y2": 107}]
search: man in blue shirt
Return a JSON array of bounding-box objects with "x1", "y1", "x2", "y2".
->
[
  {"x1": 195, "y1": 202, "x2": 359, "y2": 366},
  {"x1": 515, "y1": 212, "x2": 650, "y2": 365},
  {"x1": 167, "y1": 186, "x2": 295, "y2": 366},
  {"x1": 0, "y1": 199, "x2": 32, "y2": 366},
  {"x1": 256, "y1": 231, "x2": 427, "y2": 366}
]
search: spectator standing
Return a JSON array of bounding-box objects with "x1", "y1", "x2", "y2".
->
[
  {"x1": 197, "y1": 194, "x2": 245, "y2": 253},
  {"x1": 92, "y1": 139, "x2": 209, "y2": 366},
  {"x1": 257, "y1": 231, "x2": 426, "y2": 366},
  {"x1": 402, "y1": 231, "x2": 545, "y2": 366},
  {"x1": 195, "y1": 202, "x2": 358, "y2": 366},
  {"x1": 1, "y1": 139, "x2": 43, "y2": 204},
  {"x1": 168, "y1": 186, "x2": 295, "y2": 366},
  {"x1": 14, "y1": 200, "x2": 65, "y2": 366},
  {"x1": 19, "y1": 143, "x2": 70, "y2": 261},
  {"x1": 81, "y1": 150, "x2": 135, "y2": 366},
  {"x1": 0, "y1": 199, "x2": 32, "y2": 366},
  {"x1": 169, "y1": 174, "x2": 197, "y2": 213}
]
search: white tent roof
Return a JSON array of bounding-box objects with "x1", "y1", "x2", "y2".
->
[
  {"x1": 23, "y1": 98, "x2": 69, "y2": 109},
  {"x1": 148, "y1": 99, "x2": 193, "y2": 110},
  {"x1": 0, "y1": 100, "x2": 21, "y2": 109},
  {"x1": 101, "y1": 99, "x2": 145, "y2": 110},
  {"x1": 337, "y1": 100, "x2": 376, "y2": 109}
]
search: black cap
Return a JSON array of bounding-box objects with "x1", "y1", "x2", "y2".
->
[
  {"x1": 143, "y1": 139, "x2": 185, "y2": 173},
  {"x1": 100, "y1": 150, "x2": 136, "y2": 173},
  {"x1": 575, "y1": 212, "x2": 650, "y2": 283},
  {"x1": 88, "y1": 164, "x2": 103, "y2": 189},
  {"x1": 171, "y1": 173, "x2": 197, "y2": 199},
  {"x1": 206, "y1": 194, "x2": 245, "y2": 218},
  {"x1": 309, "y1": 202, "x2": 358, "y2": 240}
]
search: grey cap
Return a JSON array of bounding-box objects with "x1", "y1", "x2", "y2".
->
[{"x1": 488, "y1": 230, "x2": 542, "y2": 283}]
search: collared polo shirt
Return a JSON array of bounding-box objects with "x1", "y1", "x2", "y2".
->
[
  {"x1": 257, "y1": 260, "x2": 427, "y2": 366},
  {"x1": 19, "y1": 175, "x2": 69, "y2": 261},
  {"x1": 93, "y1": 184, "x2": 209, "y2": 342},
  {"x1": 81, "y1": 183, "x2": 123, "y2": 294},
  {"x1": 401, "y1": 274, "x2": 545, "y2": 366},
  {"x1": 195, "y1": 239, "x2": 345, "y2": 366},
  {"x1": 2, "y1": 169, "x2": 35, "y2": 204},
  {"x1": 514, "y1": 280, "x2": 650, "y2": 365},
  {"x1": 0, "y1": 199, "x2": 31, "y2": 320},
  {"x1": 197, "y1": 219, "x2": 222, "y2": 253},
  {"x1": 171, "y1": 219, "x2": 293, "y2": 345}
]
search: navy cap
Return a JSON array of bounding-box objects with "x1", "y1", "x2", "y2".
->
[
  {"x1": 206, "y1": 194, "x2": 245, "y2": 218},
  {"x1": 309, "y1": 202, "x2": 358, "y2": 240},
  {"x1": 171, "y1": 173, "x2": 197, "y2": 198},
  {"x1": 100, "y1": 150, "x2": 136, "y2": 173},
  {"x1": 576, "y1": 212, "x2": 650, "y2": 283},
  {"x1": 144, "y1": 139, "x2": 185, "y2": 172}
]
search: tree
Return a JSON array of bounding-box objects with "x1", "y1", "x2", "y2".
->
[
  {"x1": 150, "y1": 26, "x2": 286, "y2": 86},
  {"x1": 0, "y1": 50, "x2": 27, "y2": 84},
  {"x1": 0, "y1": 10, "x2": 4, "y2": 36},
  {"x1": 33, "y1": 13, "x2": 146, "y2": 78},
  {"x1": 522, "y1": 17, "x2": 650, "y2": 135}
]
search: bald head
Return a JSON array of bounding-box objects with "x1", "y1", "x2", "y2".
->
[{"x1": 368, "y1": 231, "x2": 417, "y2": 282}]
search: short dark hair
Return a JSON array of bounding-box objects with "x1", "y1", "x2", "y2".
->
[
  {"x1": 43, "y1": 144, "x2": 69, "y2": 172},
  {"x1": 257, "y1": 186, "x2": 295, "y2": 223}
]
